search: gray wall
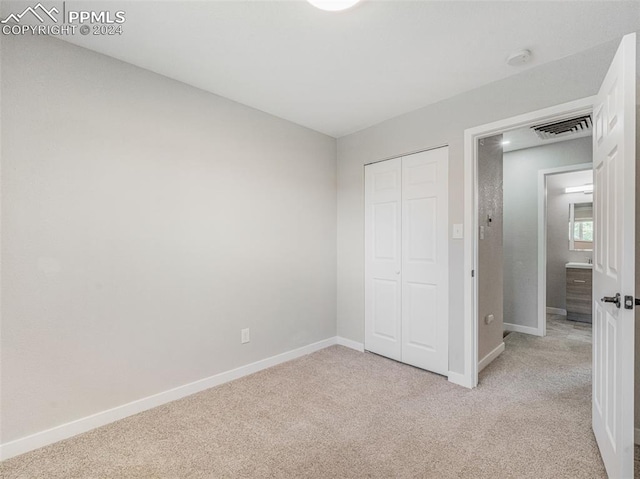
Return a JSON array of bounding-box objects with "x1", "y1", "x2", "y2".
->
[
  {"x1": 477, "y1": 136, "x2": 504, "y2": 362},
  {"x1": 337, "y1": 40, "x2": 618, "y2": 374},
  {"x1": 545, "y1": 170, "x2": 593, "y2": 311},
  {"x1": 1, "y1": 35, "x2": 337, "y2": 443},
  {"x1": 503, "y1": 138, "x2": 592, "y2": 329}
]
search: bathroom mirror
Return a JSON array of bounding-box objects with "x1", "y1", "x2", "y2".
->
[{"x1": 569, "y1": 202, "x2": 593, "y2": 251}]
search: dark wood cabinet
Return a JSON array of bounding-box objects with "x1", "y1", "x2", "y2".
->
[{"x1": 566, "y1": 267, "x2": 592, "y2": 323}]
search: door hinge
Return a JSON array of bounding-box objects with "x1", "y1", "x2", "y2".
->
[{"x1": 471, "y1": 270, "x2": 475, "y2": 278}]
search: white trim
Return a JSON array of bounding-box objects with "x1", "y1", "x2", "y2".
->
[
  {"x1": 463, "y1": 125, "x2": 478, "y2": 389},
  {"x1": 537, "y1": 162, "x2": 592, "y2": 339},
  {"x1": 336, "y1": 336, "x2": 365, "y2": 352},
  {"x1": 0, "y1": 337, "x2": 338, "y2": 461},
  {"x1": 364, "y1": 143, "x2": 449, "y2": 166},
  {"x1": 447, "y1": 370, "x2": 473, "y2": 388},
  {"x1": 504, "y1": 322, "x2": 543, "y2": 337},
  {"x1": 478, "y1": 342, "x2": 505, "y2": 373},
  {"x1": 464, "y1": 96, "x2": 595, "y2": 389},
  {"x1": 546, "y1": 307, "x2": 567, "y2": 316},
  {"x1": 635, "y1": 428, "x2": 640, "y2": 445}
]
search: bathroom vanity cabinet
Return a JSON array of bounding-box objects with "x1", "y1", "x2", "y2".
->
[{"x1": 566, "y1": 266, "x2": 593, "y2": 323}]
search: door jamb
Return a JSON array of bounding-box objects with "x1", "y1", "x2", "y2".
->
[{"x1": 462, "y1": 96, "x2": 596, "y2": 389}]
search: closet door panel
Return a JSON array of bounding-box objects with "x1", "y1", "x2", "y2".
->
[
  {"x1": 401, "y1": 148, "x2": 449, "y2": 375},
  {"x1": 364, "y1": 158, "x2": 402, "y2": 361}
]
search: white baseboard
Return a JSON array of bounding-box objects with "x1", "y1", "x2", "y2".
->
[
  {"x1": 336, "y1": 336, "x2": 365, "y2": 352},
  {"x1": 504, "y1": 322, "x2": 543, "y2": 337},
  {"x1": 0, "y1": 336, "x2": 338, "y2": 461},
  {"x1": 447, "y1": 370, "x2": 473, "y2": 389},
  {"x1": 635, "y1": 427, "x2": 640, "y2": 445},
  {"x1": 478, "y1": 342, "x2": 505, "y2": 373},
  {"x1": 546, "y1": 307, "x2": 567, "y2": 316}
]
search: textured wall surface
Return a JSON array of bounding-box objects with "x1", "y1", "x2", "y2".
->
[
  {"x1": 477, "y1": 135, "x2": 504, "y2": 362},
  {"x1": 1, "y1": 34, "x2": 337, "y2": 443}
]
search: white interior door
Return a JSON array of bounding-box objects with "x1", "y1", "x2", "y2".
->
[
  {"x1": 592, "y1": 32, "x2": 635, "y2": 479},
  {"x1": 365, "y1": 158, "x2": 402, "y2": 361},
  {"x1": 401, "y1": 148, "x2": 449, "y2": 375}
]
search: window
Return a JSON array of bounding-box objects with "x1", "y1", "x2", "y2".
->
[
  {"x1": 573, "y1": 220, "x2": 593, "y2": 242},
  {"x1": 569, "y1": 202, "x2": 593, "y2": 251}
]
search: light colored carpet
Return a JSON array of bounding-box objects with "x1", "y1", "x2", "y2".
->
[
  {"x1": 546, "y1": 313, "x2": 592, "y2": 343},
  {"x1": 1, "y1": 320, "x2": 604, "y2": 478}
]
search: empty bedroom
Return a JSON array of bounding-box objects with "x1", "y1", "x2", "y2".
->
[{"x1": 1, "y1": 1, "x2": 640, "y2": 478}]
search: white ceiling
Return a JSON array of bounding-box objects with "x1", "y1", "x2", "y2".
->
[{"x1": 8, "y1": 1, "x2": 640, "y2": 137}]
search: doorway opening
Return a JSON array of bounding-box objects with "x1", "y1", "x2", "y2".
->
[
  {"x1": 462, "y1": 96, "x2": 595, "y2": 388},
  {"x1": 474, "y1": 118, "x2": 594, "y2": 375},
  {"x1": 540, "y1": 165, "x2": 594, "y2": 334}
]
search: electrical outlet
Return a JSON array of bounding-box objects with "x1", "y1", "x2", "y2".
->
[{"x1": 241, "y1": 328, "x2": 250, "y2": 344}]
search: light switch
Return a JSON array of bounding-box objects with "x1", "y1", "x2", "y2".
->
[{"x1": 452, "y1": 224, "x2": 463, "y2": 239}]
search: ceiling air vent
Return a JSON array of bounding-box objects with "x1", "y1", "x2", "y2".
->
[{"x1": 531, "y1": 114, "x2": 592, "y2": 140}]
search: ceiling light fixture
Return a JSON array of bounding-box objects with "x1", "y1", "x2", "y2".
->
[
  {"x1": 307, "y1": 0, "x2": 362, "y2": 11},
  {"x1": 565, "y1": 184, "x2": 593, "y2": 194},
  {"x1": 501, "y1": 140, "x2": 511, "y2": 146}
]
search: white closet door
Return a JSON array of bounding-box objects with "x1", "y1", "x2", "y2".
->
[
  {"x1": 401, "y1": 148, "x2": 449, "y2": 375},
  {"x1": 364, "y1": 158, "x2": 402, "y2": 361}
]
